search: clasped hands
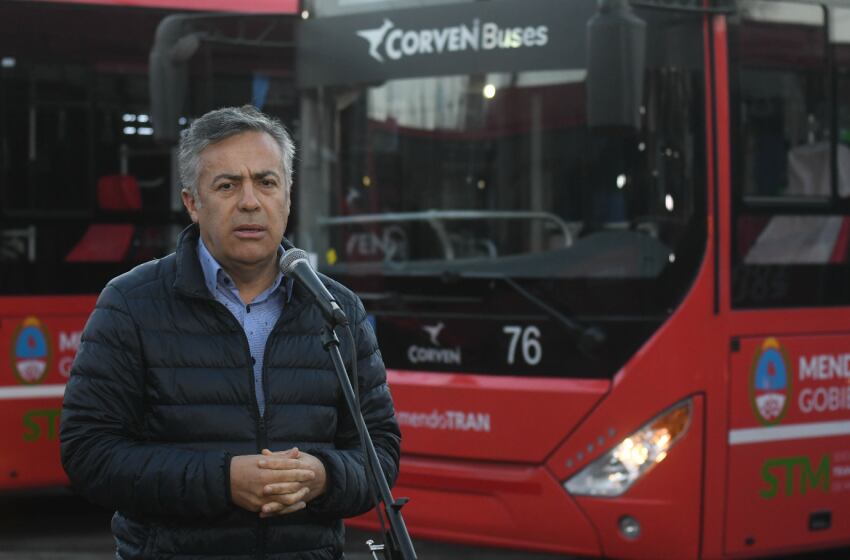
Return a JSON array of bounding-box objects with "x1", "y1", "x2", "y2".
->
[{"x1": 230, "y1": 448, "x2": 327, "y2": 518}]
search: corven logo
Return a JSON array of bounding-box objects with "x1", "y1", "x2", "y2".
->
[
  {"x1": 356, "y1": 18, "x2": 548, "y2": 63},
  {"x1": 422, "y1": 322, "x2": 445, "y2": 346},
  {"x1": 407, "y1": 321, "x2": 462, "y2": 365},
  {"x1": 356, "y1": 19, "x2": 394, "y2": 63}
]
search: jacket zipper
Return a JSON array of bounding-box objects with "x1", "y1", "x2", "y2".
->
[
  {"x1": 206, "y1": 291, "x2": 296, "y2": 560},
  {"x1": 256, "y1": 306, "x2": 291, "y2": 560},
  {"x1": 205, "y1": 300, "x2": 267, "y2": 560}
]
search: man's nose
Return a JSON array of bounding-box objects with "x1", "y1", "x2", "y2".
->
[{"x1": 238, "y1": 181, "x2": 261, "y2": 210}]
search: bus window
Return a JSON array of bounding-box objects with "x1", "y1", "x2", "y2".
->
[
  {"x1": 0, "y1": 2, "x2": 182, "y2": 295},
  {"x1": 731, "y1": 0, "x2": 850, "y2": 307},
  {"x1": 0, "y1": 66, "x2": 93, "y2": 214}
]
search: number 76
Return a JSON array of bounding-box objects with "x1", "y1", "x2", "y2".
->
[{"x1": 502, "y1": 325, "x2": 542, "y2": 366}]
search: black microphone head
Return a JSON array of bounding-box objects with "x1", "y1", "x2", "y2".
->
[{"x1": 279, "y1": 247, "x2": 310, "y2": 276}]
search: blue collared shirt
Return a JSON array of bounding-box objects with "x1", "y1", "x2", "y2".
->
[{"x1": 198, "y1": 238, "x2": 292, "y2": 417}]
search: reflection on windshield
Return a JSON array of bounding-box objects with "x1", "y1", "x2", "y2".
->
[
  {"x1": 309, "y1": 65, "x2": 699, "y2": 279},
  {"x1": 319, "y1": 210, "x2": 671, "y2": 278}
]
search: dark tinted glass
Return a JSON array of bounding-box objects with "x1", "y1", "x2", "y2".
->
[
  {"x1": 0, "y1": 2, "x2": 183, "y2": 295},
  {"x1": 730, "y1": 1, "x2": 850, "y2": 308}
]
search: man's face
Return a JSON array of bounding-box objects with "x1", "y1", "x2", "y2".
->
[{"x1": 182, "y1": 131, "x2": 290, "y2": 273}]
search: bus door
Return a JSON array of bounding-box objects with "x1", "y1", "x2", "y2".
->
[{"x1": 725, "y1": 1, "x2": 850, "y2": 554}]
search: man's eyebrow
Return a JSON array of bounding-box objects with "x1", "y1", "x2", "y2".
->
[
  {"x1": 210, "y1": 173, "x2": 242, "y2": 186},
  {"x1": 209, "y1": 170, "x2": 282, "y2": 185},
  {"x1": 252, "y1": 170, "x2": 282, "y2": 181}
]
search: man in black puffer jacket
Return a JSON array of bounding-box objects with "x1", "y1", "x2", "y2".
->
[{"x1": 60, "y1": 106, "x2": 401, "y2": 559}]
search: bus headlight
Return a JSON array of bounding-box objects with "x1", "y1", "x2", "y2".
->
[{"x1": 564, "y1": 398, "x2": 692, "y2": 497}]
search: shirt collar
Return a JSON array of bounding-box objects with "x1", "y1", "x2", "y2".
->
[{"x1": 197, "y1": 237, "x2": 290, "y2": 301}]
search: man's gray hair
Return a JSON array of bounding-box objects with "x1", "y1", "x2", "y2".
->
[{"x1": 178, "y1": 105, "x2": 295, "y2": 201}]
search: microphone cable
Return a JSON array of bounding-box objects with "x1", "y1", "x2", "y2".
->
[{"x1": 340, "y1": 322, "x2": 392, "y2": 556}]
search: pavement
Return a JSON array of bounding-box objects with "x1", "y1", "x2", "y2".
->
[
  {"x1": 0, "y1": 488, "x2": 571, "y2": 559},
  {"x1": 2, "y1": 488, "x2": 848, "y2": 559}
]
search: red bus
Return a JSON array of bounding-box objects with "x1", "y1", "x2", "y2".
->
[
  {"x1": 0, "y1": 0, "x2": 298, "y2": 487},
  {"x1": 287, "y1": 0, "x2": 850, "y2": 558}
]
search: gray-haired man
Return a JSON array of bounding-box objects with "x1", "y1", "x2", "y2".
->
[{"x1": 60, "y1": 105, "x2": 401, "y2": 559}]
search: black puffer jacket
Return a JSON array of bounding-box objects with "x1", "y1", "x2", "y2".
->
[{"x1": 60, "y1": 225, "x2": 401, "y2": 560}]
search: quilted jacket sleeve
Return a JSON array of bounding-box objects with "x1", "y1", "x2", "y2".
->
[
  {"x1": 306, "y1": 295, "x2": 401, "y2": 519},
  {"x1": 60, "y1": 283, "x2": 233, "y2": 518}
]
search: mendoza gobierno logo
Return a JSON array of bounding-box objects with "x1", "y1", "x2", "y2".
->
[
  {"x1": 12, "y1": 316, "x2": 52, "y2": 385},
  {"x1": 749, "y1": 337, "x2": 792, "y2": 425},
  {"x1": 356, "y1": 17, "x2": 549, "y2": 63}
]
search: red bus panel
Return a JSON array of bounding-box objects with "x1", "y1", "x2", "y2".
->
[
  {"x1": 388, "y1": 371, "x2": 609, "y2": 462},
  {"x1": 0, "y1": 297, "x2": 94, "y2": 489},
  {"x1": 726, "y1": 335, "x2": 850, "y2": 556}
]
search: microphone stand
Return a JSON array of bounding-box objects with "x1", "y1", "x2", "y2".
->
[{"x1": 320, "y1": 325, "x2": 417, "y2": 560}]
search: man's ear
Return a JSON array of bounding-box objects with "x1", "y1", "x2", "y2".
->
[{"x1": 181, "y1": 189, "x2": 200, "y2": 223}]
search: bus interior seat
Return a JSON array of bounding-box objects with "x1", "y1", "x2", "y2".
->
[
  {"x1": 96, "y1": 174, "x2": 143, "y2": 211},
  {"x1": 65, "y1": 175, "x2": 140, "y2": 262},
  {"x1": 741, "y1": 144, "x2": 850, "y2": 264},
  {"x1": 742, "y1": 215, "x2": 849, "y2": 264}
]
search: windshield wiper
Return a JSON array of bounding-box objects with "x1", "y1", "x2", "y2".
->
[
  {"x1": 355, "y1": 268, "x2": 606, "y2": 356},
  {"x1": 500, "y1": 276, "x2": 607, "y2": 357},
  {"x1": 438, "y1": 270, "x2": 606, "y2": 357}
]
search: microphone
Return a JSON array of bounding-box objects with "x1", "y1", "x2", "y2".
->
[{"x1": 279, "y1": 248, "x2": 348, "y2": 326}]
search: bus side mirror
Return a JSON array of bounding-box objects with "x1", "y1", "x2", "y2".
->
[
  {"x1": 150, "y1": 15, "x2": 198, "y2": 143},
  {"x1": 586, "y1": 0, "x2": 646, "y2": 129}
]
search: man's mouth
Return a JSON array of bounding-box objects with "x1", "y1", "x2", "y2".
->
[{"x1": 234, "y1": 225, "x2": 266, "y2": 237}]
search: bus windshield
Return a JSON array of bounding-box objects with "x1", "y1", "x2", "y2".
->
[
  {"x1": 294, "y1": 1, "x2": 707, "y2": 378},
  {"x1": 306, "y1": 68, "x2": 694, "y2": 281}
]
